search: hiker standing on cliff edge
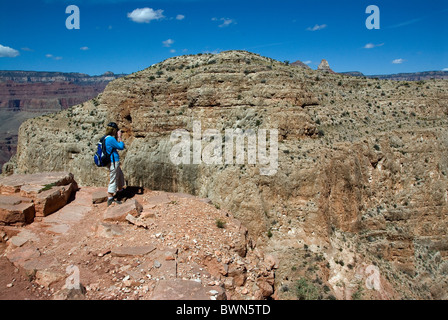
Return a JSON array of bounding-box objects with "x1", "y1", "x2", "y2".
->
[{"x1": 105, "y1": 122, "x2": 125, "y2": 206}]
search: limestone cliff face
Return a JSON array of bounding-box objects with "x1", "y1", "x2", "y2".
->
[
  {"x1": 10, "y1": 51, "x2": 448, "y2": 299},
  {"x1": 13, "y1": 51, "x2": 320, "y2": 236}
]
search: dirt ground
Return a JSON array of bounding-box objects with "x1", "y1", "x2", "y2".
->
[
  {"x1": 0, "y1": 186, "x2": 273, "y2": 300},
  {"x1": 0, "y1": 248, "x2": 45, "y2": 300}
]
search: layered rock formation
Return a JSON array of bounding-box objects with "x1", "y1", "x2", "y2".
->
[
  {"x1": 0, "y1": 71, "x2": 124, "y2": 173},
  {"x1": 341, "y1": 70, "x2": 448, "y2": 81},
  {"x1": 0, "y1": 172, "x2": 77, "y2": 226},
  {"x1": 291, "y1": 60, "x2": 311, "y2": 70},
  {"x1": 0, "y1": 71, "x2": 121, "y2": 84},
  {"x1": 317, "y1": 59, "x2": 335, "y2": 73},
  {"x1": 9, "y1": 50, "x2": 448, "y2": 300},
  {"x1": 0, "y1": 71, "x2": 123, "y2": 112},
  {"x1": 0, "y1": 82, "x2": 106, "y2": 112}
]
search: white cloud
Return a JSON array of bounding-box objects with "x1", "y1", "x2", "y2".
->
[
  {"x1": 303, "y1": 60, "x2": 312, "y2": 65},
  {"x1": 387, "y1": 17, "x2": 424, "y2": 29},
  {"x1": 127, "y1": 8, "x2": 164, "y2": 23},
  {"x1": 46, "y1": 54, "x2": 62, "y2": 60},
  {"x1": 392, "y1": 58, "x2": 405, "y2": 64},
  {"x1": 0, "y1": 44, "x2": 19, "y2": 58},
  {"x1": 203, "y1": 49, "x2": 222, "y2": 54},
  {"x1": 220, "y1": 19, "x2": 234, "y2": 27},
  {"x1": 170, "y1": 49, "x2": 176, "y2": 53},
  {"x1": 442, "y1": 68, "x2": 448, "y2": 71},
  {"x1": 163, "y1": 39, "x2": 174, "y2": 47},
  {"x1": 364, "y1": 43, "x2": 384, "y2": 49},
  {"x1": 212, "y1": 17, "x2": 236, "y2": 28},
  {"x1": 176, "y1": 14, "x2": 185, "y2": 20},
  {"x1": 307, "y1": 24, "x2": 327, "y2": 31},
  {"x1": 80, "y1": 46, "x2": 89, "y2": 51}
]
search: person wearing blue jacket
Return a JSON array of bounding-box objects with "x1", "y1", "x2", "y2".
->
[{"x1": 104, "y1": 122, "x2": 125, "y2": 206}]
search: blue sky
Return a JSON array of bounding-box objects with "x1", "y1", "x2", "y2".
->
[{"x1": 0, "y1": 0, "x2": 447, "y2": 75}]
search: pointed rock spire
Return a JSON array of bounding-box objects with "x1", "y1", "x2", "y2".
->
[{"x1": 317, "y1": 59, "x2": 335, "y2": 73}]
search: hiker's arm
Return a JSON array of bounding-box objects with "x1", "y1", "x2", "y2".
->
[{"x1": 110, "y1": 137, "x2": 125, "y2": 150}]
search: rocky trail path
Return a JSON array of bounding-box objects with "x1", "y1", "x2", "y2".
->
[{"x1": 0, "y1": 172, "x2": 277, "y2": 300}]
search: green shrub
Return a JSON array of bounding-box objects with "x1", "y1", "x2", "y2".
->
[
  {"x1": 216, "y1": 219, "x2": 226, "y2": 229},
  {"x1": 352, "y1": 285, "x2": 364, "y2": 300},
  {"x1": 41, "y1": 183, "x2": 56, "y2": 191},
  {"x1": 295, "y1": 278, "x2": 320, "y2": 300},
  {"x1": 318, "y1": 129, "x2": 325, "y2": 137}
]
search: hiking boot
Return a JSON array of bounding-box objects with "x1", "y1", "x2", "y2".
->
[{"x1": 107, "y1": 198, "x2": 122, "y2": 207}]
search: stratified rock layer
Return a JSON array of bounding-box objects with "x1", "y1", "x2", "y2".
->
[
  {"x1": 0, "y1": 71, "x2": 124, "y2": 173},
  {"x1": 317, "y1": 59, "x2": 335, "y2": 73},
  {"x1": 9, "y1": 50, "x2": 448, "y2": 299},
  {"x1": 0, "y1": 172, "x2": 77, "y2": 225}
]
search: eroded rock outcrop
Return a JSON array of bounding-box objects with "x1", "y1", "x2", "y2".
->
[
  {"x1": 317, "y1": 59, "x2": 335, "y2": 73},
  {"x1": 0, "y1": 172, "x2": 78, "y2": 225},
  {"x1": 9, "y1": 50, "x2": 448, "y2": 299},
  {"x1": 291, "y1": 60, "x2": 311, "y2": 70}
]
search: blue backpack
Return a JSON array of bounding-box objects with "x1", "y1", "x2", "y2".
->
[{"x1": 94, "y1": 136, "x2": 111, "y2": 167}]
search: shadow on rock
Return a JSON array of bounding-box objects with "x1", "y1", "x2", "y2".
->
[{"x1": 116, "y1": 186, "x2": 144, "y2": 202}]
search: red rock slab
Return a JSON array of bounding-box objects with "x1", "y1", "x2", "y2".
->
[
  {"x1": 103, "y1": 199, "x2": 143, "y2": 222},
  {"x1": 0, "y1": 202, "x2": 35, "y2": 226},
  {"x1": 95, "y1": 222, "x2": 124, "y2": 238},
  {"x1": 202, "y1": 256, "x2": 229, "y2": 278},
  {"x1": 145, "y1": 193, "x2": 171, "y2": 205},
  {"x1": 9, "y1": 229, "x2": 39, "y2": 247},
  {"x1": 0, "y1": 195, "x2": 32, "y2": 206},
  {"x1": 0, "y1": 225, "x2": 21, "y2": 240},
  {"x1": 111, "y1": 245, "x2": 156, "y2": 257},
  {"x1": 144, "y1": 249, "x2": 178, "y2": 280},
  {"x1": 6, "y1": 246, "x2": 40, "y2": 267},
  {"x1": 92, "y1": 190, "x2": 108, "y2": 204},
  {"x1": 34, "y1": 183, "x2": 76, "y2": 217},
  {"x1": 21, "y1": 255, "x2": 59, "y2": 273},
  {"x1": 0, "y1": 172, "x2": 76, "y2": 195},
  {"x1": 19, "y1": 185, "x2": 46, "y2": 197},
  {"x1": 150, "y1": 279, "x2": 226, "y2": 300}
]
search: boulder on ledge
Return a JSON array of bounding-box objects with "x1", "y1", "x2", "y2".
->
[{"x1": 0, "y1": 172, "x2": 78, "y2": 225}]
